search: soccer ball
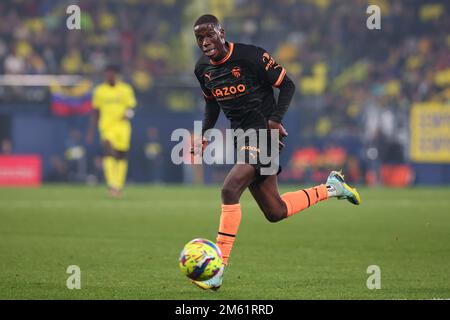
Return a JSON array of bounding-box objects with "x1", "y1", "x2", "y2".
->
[{"x1": 179, "y1": 238, "x2": 222, "y2": 281}]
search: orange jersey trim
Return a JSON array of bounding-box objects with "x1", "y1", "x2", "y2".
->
[
  {"x1": 210, "y1": 42, "x2": 234, "y2": 65},
  {"x1": 273, "y1": 68, "x2": 286, "y2": 87}
]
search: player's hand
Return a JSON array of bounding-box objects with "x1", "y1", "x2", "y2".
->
[
  {"x1": 190, "y1": 137, "x2": 208, "y2": 156},
  {"x1": 268, "y1": 120, "x2": 288, "y2": 137},
  {"x1": 268, "y1": 120, "x2": 287, "y2": 149},
  {"x1": 122, "y1": 109, "x2": 135, "y2": 120}
]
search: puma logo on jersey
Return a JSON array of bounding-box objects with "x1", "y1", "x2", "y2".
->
[
  {"x1": 204, "y1": 73, "x2": 212, "y2": 81},
  {"x1": 240, "y1": 145, "x2": 260, "y2": 153},
  {"x1": 212, "y1": 84, "x2": 247, "y2": 98}
]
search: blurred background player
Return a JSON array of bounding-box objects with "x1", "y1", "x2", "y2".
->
[{"x1": 86, "y1": 65, "x2": 137, "y2": 197}]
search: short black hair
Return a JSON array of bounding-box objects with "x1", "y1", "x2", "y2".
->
[
  {"x1": 194, "y1": 14, "x2": 220, "y2": 28},
  {"x1": 105, "y1": 64, "x2": 120, "y2": 73}
]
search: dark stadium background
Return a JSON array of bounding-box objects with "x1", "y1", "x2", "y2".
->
[{"x1": 0, "y1": 0, "x2": 449, "y2": 186}]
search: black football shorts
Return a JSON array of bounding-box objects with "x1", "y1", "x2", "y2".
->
[{"x1": 234, "y1": 129, "x2": 283, "y2": 179}]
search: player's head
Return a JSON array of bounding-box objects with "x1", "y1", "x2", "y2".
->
[
  {"x1": 104, "y1": 64, "x2": 120, "y2": 85},
  {"x1": 193, "y1": 14, "x2": 227, "y2": 62}
]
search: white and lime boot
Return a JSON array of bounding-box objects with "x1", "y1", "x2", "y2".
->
[{"x1": 326, "y1": 171, "x2": 361, "y2": 205}]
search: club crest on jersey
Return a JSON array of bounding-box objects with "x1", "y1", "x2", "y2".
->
[{"x1": 231, "y1": 67, "x2": 241, "y2": 78}]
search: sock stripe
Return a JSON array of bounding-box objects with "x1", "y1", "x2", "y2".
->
[
  {"x1": 218, "y1": 231, "x2": 236, "y2": 238},
  {"x1": 301, "y1": 189, "x2": 310, "y2": 207},
  {"x1": 314, "y1": 187, "x2": 319, "y2": 199}
]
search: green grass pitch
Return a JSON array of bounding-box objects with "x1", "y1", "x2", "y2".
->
[{"x1": 1, "y1": 184, "x2": 449, "y2": 300}]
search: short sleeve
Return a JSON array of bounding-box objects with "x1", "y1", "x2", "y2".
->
[
  {"x1": 194, "y1": 68, "x2": 215, "y2": 101},
  {"x1": 255, "y1": 47, "x2": 286, "y2": 88}
]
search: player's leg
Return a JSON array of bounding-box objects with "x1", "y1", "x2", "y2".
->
[
  {"x1": 250, "y1": 171, "x2": 361, "y2": 223},
  {"x1": 117, "y1": 123, "x2": 131, "y2": 192},
  {"x1": 248, "y1": 175, "x2": 287, "y2": 222},
  {"x1": 101, "y1": 138, "x2": 118, "y2": 193},
  {"x1": 221, "y1": 163, "x2": 256, "y2": 204},
  {"x1": 114, "y1": 150, "x2": 128, "y2": 194},
  {"x1": 109, "y1": 123, "x2": 131, "y2": 195},
  {"x1": 249, "y1": 174, "x2": 329, "y2": 221},
  {"x1": 192, "y1": 163, "x2": 256, "y2": 290},
  {"x1": 218, "y1": 163, "x2": 255, "y2": 264}
]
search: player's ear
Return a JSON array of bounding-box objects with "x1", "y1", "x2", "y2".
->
[{"x1": 219, "y1": 27, "x2": 226, "y2": 44}]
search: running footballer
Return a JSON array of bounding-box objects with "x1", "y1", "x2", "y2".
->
[{"x1": 191, "y1": 14, "x2": 361, "y2": 290}]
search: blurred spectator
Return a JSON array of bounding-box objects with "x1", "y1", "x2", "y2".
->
[
  {"x1": 47, "y1": 155, "x2": 68, "y2": 182},
  {"x1": 64, "y1": 129, "x2": 87, "y2": 182},
  {"x1": 0, "y1": 0, "x2": 447, "y2": 115},
  {"x1": 85, "y1": 155, "x2": 105, "y2": 186},
  {"x1": 4, "y1": 46, "x2": 25, "y2": 74},
  {"x1": 143, "y1": 127, "x2": 164, "y2": 183},
  {"x1": 1, "y1": 139, "x2": 13, "y2": 154}
]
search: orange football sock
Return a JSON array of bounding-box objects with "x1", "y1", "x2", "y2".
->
[
  {"x1": 281, "y1": 184, "x2": 328, "y2": 217},
  {"x1": 216, "y1": 203, "x2": 242, "y2": 265}
]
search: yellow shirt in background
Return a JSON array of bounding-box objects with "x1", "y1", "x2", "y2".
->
[{"x1": 92, "y1": 81, "x2": 136, "y2": 132}]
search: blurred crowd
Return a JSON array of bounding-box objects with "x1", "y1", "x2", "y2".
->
[
  {"x1": 1, "y1": 1, "x2": 448, "y2": 109},
  {"x1": 0, "y1": 0, "x2": 449, "y2": 183}
]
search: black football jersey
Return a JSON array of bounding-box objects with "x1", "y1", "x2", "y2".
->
[{"x1": 194, "y1": 42, "x2": 286, "y2": 130}]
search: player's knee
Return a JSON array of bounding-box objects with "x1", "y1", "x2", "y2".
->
[
  {"x1": 116, "y1": 151, "x2": 127, "y2": 160},
  {"x1": 104, "y1": 150, "x2": 114, "y2": 157},
  {"x1": 263, "y1": 205, "x2": 287, "y2": 223},
  {"x1": 221, "y1": 185, "x2": 241, "y2": 204},
  {"x1": 102, "y1": 141, "x2": 114, "y2": 156},
  {"x1": 264, "y1": 211, "x2": 284, "y2": 223}
]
